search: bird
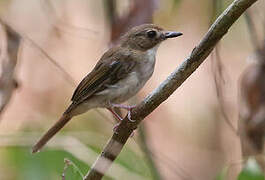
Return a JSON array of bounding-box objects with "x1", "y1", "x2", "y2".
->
[{"x1": 32, "y1": 24, "x2": 183, "y2": 153}]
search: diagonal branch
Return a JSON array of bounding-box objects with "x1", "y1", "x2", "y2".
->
[{"x1": 84, "y1": 0, "x2": 258, "y2": 179}]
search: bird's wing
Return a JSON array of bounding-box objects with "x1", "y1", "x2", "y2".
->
[{"x1": 71, "y1": 54, "x2": 136, "y2": 104}]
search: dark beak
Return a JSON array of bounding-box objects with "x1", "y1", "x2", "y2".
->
[{"x1": 164, "y1": 31, "x2": 183, "y2": 38}]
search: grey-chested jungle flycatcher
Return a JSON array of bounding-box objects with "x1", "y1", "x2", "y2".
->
[{"x1": 32, "y1": 24, "x2": 182, "y2": 153}]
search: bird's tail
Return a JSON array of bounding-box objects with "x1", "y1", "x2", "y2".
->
[{"x1": 32, "y1": 113, "x2": 72, "y2": 153}]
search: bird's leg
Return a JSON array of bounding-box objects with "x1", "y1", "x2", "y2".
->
[
  {"x1": 107, "y1": 107, "x2": 123, "y2": 121},
  {"x1": 107, "y1": 107, "x2": 123, "y2": 134},
  {"x1": 110, "y1": 103, "x2": 136, "y2": 122},
  {"x1": 110, "y1": 103, "x2": 136, "y2": 110}
]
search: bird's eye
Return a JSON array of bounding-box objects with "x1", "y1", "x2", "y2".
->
[{"x1": 147, "y1": 30, "x2": 157, "y2": 38}]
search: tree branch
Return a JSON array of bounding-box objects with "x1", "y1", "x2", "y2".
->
[{"x1": 84, "y1": 0, "x2": 258, "y2": 179}]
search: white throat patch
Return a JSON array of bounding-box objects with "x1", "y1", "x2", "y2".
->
[{"x1": 146, "y1": 45, "x2": 159, "y2": 58}]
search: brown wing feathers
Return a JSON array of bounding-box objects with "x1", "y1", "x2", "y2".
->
[
  {"x1": 32, "y1": 49, "x2": 136, "y2": 153},
  {"x1": 71, "y1": 61, "x2": 121, "y2": 103}
]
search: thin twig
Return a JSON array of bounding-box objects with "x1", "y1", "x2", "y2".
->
[
  {"x1": 62, "y1": 158, "x2": 84, "y2": 180},
  {"x1": 23, "y1": 36, "x2": 77, "y2": 87},
  {"x1": 210, "y1": 0, "x2": 238, "y2": 135},
  {"x1": 0, "y1": 21, "x2": 20, "y2": 119},
  {"x1": 40, "y1": 0, "x2": 98, "y2": 38},
  {"x1": 0, "y1": 18, "x2": 77, "y2": 87},
  {"x1": 211, "y1": 47, "x2": 238, "y2": 134},
  {"x1": 84, "y1": 0, "x2": 258, "y2": 179},
  {"x1": 244, "y1": 10, "x2": 260, "y2": 50},
  {"x1": 62, "y1": 159, "x2": 71, "y2": 180}
]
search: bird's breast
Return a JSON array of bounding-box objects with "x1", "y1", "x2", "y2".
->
[
  {"x1": 93, "y1": 48, "x2": 157, "y2": 104},
  {"x1": 138, "y1": 48, "x2": 157, "y2": 79}
]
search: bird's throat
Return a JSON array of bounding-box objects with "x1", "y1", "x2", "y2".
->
[{"x1": 146, "y1": 45, "x2": 159, "y2": 60}]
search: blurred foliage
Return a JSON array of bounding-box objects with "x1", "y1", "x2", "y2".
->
[
  {"x1": 86, "y1": 142, "x2": 152, "y2": 178},
  {"x1": 2, "y1": 147, "x2": 88, "y2": 180},
  {"x1": 115, "y1": 147, "x2": 152, "y2": 178},
  {"x1": 216, "y1": 158, "x2": 265, "y2": 180},
  {"x1": 1, "y1": 142, "x2": 152, "y2": 180},
  {"x1": 238, "y1": 158, "x2": 265, "y2": 180},
  {"x1": 3, "y1": 146, "x2": 264, "y2": 180},
  {"x1": 172, "y1": 0, "x2": 181, "y2": 8}
]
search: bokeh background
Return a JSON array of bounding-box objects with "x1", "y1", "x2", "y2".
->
[{"x1": 0, "y1": 0, "x2": 264, "y2": 179}]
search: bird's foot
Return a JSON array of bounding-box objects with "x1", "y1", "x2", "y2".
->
[
  {"x1": 110, "y1": 103, "x2": 136, "y2": 122},
  {"x1": 112, "y1": 122, "x2": 120, "y2": 134},
  {"x1": 108, "y1": 103, "x2": 136, "y2": 135},
  {"x1": 127, "y1": 110, "x2": 136, "y2": 122}
]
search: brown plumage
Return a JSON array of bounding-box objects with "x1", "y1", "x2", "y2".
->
[{"x1": 32, "y1": 24, "x2": 182, "y2": 153}]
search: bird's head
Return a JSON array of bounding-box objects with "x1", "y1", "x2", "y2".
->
[{"x1": 120, "y1": 24, "x2": 183, "y2": 51}]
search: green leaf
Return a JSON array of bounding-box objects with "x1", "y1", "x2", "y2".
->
[
  {"x1": 2, "y1": 147, "x2": 89, "y2": 180},
  {"x1": 238, "y1": 158, "x2": 265, "y2": 180},
  {"x1": 1, "y1": 134, "x2": 152, "y2": 180}
]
